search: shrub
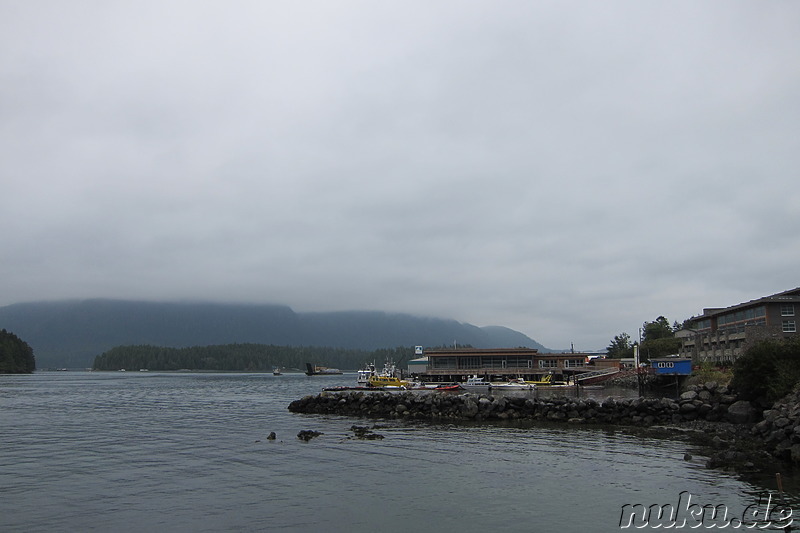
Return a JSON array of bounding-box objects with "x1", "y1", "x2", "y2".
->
[{"x1": 730, "y1": 336, "x2": 800, "y2": 403}]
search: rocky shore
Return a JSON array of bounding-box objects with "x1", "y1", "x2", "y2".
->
[
  {"x1": 288, "y1": 382, "x2": 800, "y2": 472},
  {"x1": 751, "y1": 388, "x2": 800, "y2": 464}
]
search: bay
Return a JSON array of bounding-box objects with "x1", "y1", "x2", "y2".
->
[{"x1": 1, "y1": 372, "x2": 796, "y2": 532}]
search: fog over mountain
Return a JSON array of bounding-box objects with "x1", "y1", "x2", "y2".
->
[{"x1": 0, "y1": 300, "x2": 552, "y2": 368}]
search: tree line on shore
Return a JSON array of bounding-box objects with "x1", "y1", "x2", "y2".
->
[
  {"x1": 606, "y1": 315, "x2": 685, "y2": 360},
  {"x1": 0, "y1": 329, "x2": 36, "y2": 373},
  {"x1": 91, "y1": 344, "x2": 415, "y2": 372}
]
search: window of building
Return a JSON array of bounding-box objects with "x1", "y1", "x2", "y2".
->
[
  {"x1": 783, "y1": 321, "x2": 797, "y2": 333},
  {"x1": 483, "y1": 357, "x2": 504, "y2": 369},
  {"x1": 781, "y1": 304, "x2": 795, "y2": 317},
  {"x1": 431, "y1": 357, "x2": 456, "y2": 369},
  {"x1": 538, "y1": 359, "x2": 558, "y2": 368},
  {"x1": 506, "y1": 357, "x2": 533, "y2": 369},
  {"x1": 457, "y1": 357, "x2": 481, "y2": 369}
]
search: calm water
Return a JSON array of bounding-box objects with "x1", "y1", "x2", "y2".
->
[{"x1": 1, "y1": 372, "x2": 797, "y2": 532}]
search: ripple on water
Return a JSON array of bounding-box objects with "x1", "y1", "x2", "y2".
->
[{"x1": 1, "y1": 372, "x2": 796, "y2": 533}]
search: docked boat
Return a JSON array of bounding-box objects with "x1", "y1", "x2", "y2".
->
[
  {"x1": 461, "y1": 375, "x2": 491, "y2": 389},
  {"x1": 364, "y1": 360, "x2": 410, "y2": 389},
  {"x1": 305, "y1": 363, "x2": 343, "y2": 376},
  {"x1": 430, "y1": 383, "x2": 463, "y2": 391},
  {"x1": 526, "y1": 374, "x2": 570, "y2": 387},
  {"x1": 407, "y1": 382, "x2": 463, "y2": 391},
  {"x1": 368, "y1": 375, "x2": 413, "y2": 389},
  {"x1": 357, "y1": 362, "x2": 377, "y2": 386},
  {"x1": 488, "y1": 378, "x2": 536, "y2": 391}
]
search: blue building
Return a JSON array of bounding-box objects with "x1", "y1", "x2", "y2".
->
[{"x1": 650, "y1": 357, "x2": 693, "y2": 376}]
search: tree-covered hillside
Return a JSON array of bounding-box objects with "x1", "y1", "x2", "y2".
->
[
  {"x1": 92, "y1": 344, "x2": 413, "y2": 372},
  {"x1": 0, "y1": 329, "x2": 36, "y2": 373}
]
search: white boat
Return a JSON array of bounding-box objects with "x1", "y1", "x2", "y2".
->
[
  {"x1": 488, "y1": 378, "x2": 536, "y2": 390},
  {"x1": 461, "y1": 375, "x2": 491, "y2": 389},
  {"x1": 357, "y1": 362, "x2": 376, "y2": 386}
]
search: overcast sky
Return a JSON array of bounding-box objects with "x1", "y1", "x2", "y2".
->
[{"x1": 2, "y1": 1, "x2": 798, "y2": 350}]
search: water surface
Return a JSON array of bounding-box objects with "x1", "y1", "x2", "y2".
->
[{"x1": 1, "y1": 372, "x2": 795, "y2": 532}]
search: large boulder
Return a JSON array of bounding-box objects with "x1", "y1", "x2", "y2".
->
[
  {"x1": 726, "y1": 400, "x2": 759, "y2": 424},
  {"x1": 680, "y1": 390, "x2": 698, "y2": 402}
]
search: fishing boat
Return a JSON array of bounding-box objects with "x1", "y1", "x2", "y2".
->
[
  {"x1": 368, "y1": 375, "x2": 413, "y2": 389},
  {"x1": 273, "y1": 367, "x2": 283, "y2": 376},
  {"x1": 365, "y1": 360, "x2": 409, "y2": 388},
  {"x1": 357, "y1": 362, "x2": 376, "y2": 386}
]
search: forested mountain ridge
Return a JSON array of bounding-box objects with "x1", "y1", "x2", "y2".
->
[{"x1": 0, "y1": 300, "x2": 550, "y2": 368}]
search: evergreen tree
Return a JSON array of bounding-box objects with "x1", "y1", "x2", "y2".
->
[
  {"x1": 0, "y1": 329, "x2": 36, "y2": 373},
  {"x1": 606, "y1": 333, "x2": 634, "y2": 358},
  {"x1": 639, "y1": 316, "x2": 682, "y2": 360}
]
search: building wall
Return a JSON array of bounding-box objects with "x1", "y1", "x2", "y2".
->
[
  {"x1": 681, "y1": 290, "x2": 799, "y2": 363},
  {"x1": 416, "y1": 348, "x2": 589, "y2": 381}
]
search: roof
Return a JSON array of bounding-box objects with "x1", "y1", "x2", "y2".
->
[
  {"x1": 424, "y1": 348, "x2": 539, "y2": 356},
  {"x1": 693, "y1": 287, "x2": 800, "y2": 319}
]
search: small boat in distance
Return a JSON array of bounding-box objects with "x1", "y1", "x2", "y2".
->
[
  {"x1": 273, "y1": 367, "x2": 283, "y2": 376},
  {"x1": 305, "y1": 363, "x2": 343, "y2": 376}
]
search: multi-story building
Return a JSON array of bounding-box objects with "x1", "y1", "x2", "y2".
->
[{"x1": 679, "y1": 287, "x2": 799, "y2": 363}]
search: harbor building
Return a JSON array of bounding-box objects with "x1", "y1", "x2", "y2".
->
[
  {"x1": 679, "y1": 287, "x2": 799, "y2": 363},
  {"x1": 413, "y1": 347, "x2": 591, "y2": 383}
]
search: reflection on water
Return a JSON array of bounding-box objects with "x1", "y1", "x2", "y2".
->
[{"x1": 1, "y1": 372, "x2": 796, "y2": 532}]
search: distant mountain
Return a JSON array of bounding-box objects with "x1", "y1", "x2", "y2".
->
[{"x1": 0, "y1": 299, "x2": 552, "y2": 369}]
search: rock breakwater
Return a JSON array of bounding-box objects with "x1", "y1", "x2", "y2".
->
[{"x1": 288, "y1": 382, "x2": 741, "y2": 425}]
